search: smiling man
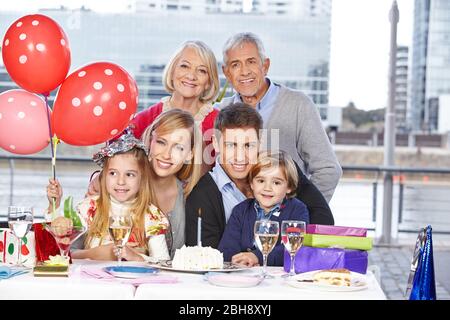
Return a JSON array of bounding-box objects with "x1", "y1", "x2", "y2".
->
[
  {"x1": 185, "y1": 103, "x2": 333, "y2": 249},
  {"x1": 217, "y1": 32, "x2": 342, "y2": 203}
]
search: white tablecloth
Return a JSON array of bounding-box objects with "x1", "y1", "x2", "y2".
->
[
  {"x1": 0, "y1": 260, "x2": 136, "y2": 300},
  {"x1": 134, "y1": 266, "x2": 386, "y2": 300},
  {"x1": 0, "y1": 260, "x2": 386, "y2": 300}
]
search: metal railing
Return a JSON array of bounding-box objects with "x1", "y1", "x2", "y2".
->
[{"x1": 2, "y1": 155, "x2": 450, "y2": 234}]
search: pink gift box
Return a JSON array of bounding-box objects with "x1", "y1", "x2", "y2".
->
[{"x1": 306, "y1": 224, "x2": 367, "y2": 237}]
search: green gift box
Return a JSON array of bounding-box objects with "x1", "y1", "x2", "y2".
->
[{"x1": 303, "y1": 233, "x2": 373, "y2": 251}]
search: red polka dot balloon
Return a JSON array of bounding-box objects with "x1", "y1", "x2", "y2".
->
[
  {"x1": 1, "y1": 14, "x2": 71, "y2": 94},
  {"x1": 52, "y1": 62, "x2": 138, "y2": 146},
  {"x1": 0, "y1": 89, "x2": 51, "y2": 154}
]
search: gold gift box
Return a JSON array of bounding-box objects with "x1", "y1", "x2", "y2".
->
[{"x1": 33, "y1": 263, "x2": 69, "y2": 277}]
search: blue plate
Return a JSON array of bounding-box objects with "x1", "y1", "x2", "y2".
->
[{"x1": 103, "y1": 266, "x2": 159, "y2": 278}]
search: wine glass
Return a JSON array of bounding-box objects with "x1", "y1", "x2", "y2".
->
[
  {"x1": 8, "y1": 206, "x2": 33, "y2": 268},
  {"x1": 108, "y1": 215, "x2": 133, "y2": 266},
  {"x1": 281, "y1": 220, "x2": 306, "y2": 277},
  {"x1": 254, "y1": 220, "x2": 279, "y2": 278}
]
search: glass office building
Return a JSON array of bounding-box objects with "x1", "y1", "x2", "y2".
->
[
  {"x1": 1, "y1": 0, "x2": 331, "y2": 112},
  {"x1": 408, "y1": 0, "x2": 450, "y2": 132}
]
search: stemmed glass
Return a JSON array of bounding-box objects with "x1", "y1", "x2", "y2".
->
[
  {"x1": 108, "y1": 215, "x2": 132, "y2": 266},
  {"x1": 254, "y1": 220, "x2": 279, "y2": 278},
  {"x1": 281, "y1": 220, "x2": 306, "y2": 277},
  {"x1": 45, "y1": 218, "x2": 87, "y2": 263},
  {"x1": 8, "y1": 206, "x2": 33, "y2": 268}
]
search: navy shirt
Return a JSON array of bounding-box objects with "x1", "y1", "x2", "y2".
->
[{"x1": 218, "y1": 197, "x2": 309, "y2": 266}]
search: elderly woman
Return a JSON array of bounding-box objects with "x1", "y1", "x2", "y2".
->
[{"x1": 131, "y1": 40, "x2": 220, "y2": 169}]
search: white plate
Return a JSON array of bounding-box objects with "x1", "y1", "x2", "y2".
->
[
  {"x1": 285, "y1": 270, "x2": 369, "y2": 292},
  {"x1": 103, "y1": 266, "x2": 159, "y2": 279},
  {"x1": 149, "y1": 260, "x2": 251, "y2": 274},
  {"x1": 205, "y1": 272, "x2": 264, "y2": 288}
]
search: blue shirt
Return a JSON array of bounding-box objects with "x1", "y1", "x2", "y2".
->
[
  {"x1": 253, "y1": 201, "x2": 282, "y2": 221},
  {"x1": 231, "y1": 78, "x2": 280, "y2": 124},
  {"x1": 209, "y1": 159, "x2": 246, "y2": 222}
]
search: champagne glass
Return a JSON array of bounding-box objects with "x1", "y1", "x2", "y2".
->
[
  {"x1": 108, "y1": 215, "x2": 132, "y2": 266},
  {"x1": 254, "y1": 220, "x2": 279, "y2": 278},
  {"x1": 281, "y1": 220, "x2": 306, "y2": 277},
  {"x1": 8, "y1": 206, "x2": 33, "y2": 268}
]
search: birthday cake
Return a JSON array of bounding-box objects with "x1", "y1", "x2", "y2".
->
[{"x1": 172, "y1": 245, "x2": 224, "y2": 270}]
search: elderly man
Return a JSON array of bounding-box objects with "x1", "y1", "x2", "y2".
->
[{"x1": 216, "y1": 32, "x2": 342, "y2": 203}]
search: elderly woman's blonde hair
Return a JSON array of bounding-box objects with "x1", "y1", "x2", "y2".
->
[
  {"x1": 248, "y1": 150, "x2": 299, "y2": 198},
  {"x1": 163, "y1": 40, "x2": 219, "y2": 104}
]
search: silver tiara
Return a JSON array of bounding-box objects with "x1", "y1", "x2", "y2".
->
[{"x1": 92, "y1": 128, "x2": 149, "y2": 167}]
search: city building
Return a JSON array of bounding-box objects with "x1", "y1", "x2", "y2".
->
[
  {"x1": 395, "y1": 45, "x2": 408, "y2": 133},
  {"x1": 1, "y1": 0, "x2": 331, "y2": 118},
  {"x1": 133, "y1": 0, "x2": 331, "y2": 17},
  {"x1": 408, "y1": 0, "x2": 450, "y2": 132}
]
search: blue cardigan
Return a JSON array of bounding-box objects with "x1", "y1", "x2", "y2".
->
[{"x1": 218, "y1": 198, "x2": 309, "y2": 266}]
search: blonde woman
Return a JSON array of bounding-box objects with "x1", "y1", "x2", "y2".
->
[
  {"x1": 131, "y1": 40, "x2": 220, "y2": 169},
  {"x1": 141, "y1": 109, "x2": 202, "y2": 256}
]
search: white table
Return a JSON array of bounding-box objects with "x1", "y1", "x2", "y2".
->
[
  {"x1": 0, "y1": 261, "x2": 386, "y2": 300},
  {"x1": 134, "y1": 267, "x2": 386, "y2": 300},
  {"x1": 0, "y1": 260, "x2": 136, "y2": 300}
]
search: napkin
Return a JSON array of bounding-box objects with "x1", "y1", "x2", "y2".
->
[
  {"x1": 79, "y1": 265, "x2": 178, "y2": 286},
  {"x1": 0, "y1": 266, "x2": 28, "y2": 279}
]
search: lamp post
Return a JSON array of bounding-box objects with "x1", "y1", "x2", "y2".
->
[{"x1": 379, "y1": 0, "x2": 399, "y2": 245}]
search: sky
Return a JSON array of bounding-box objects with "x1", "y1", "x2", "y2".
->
[{"x1": 1, "y1": 0, "x2": 414, "y2": 111}]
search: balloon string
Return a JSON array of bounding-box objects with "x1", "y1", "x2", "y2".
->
[{"x1": 44, "y1": 94, "x2": 59, "y2": 218}]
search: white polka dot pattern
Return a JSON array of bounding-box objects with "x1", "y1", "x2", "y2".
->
[
  {"x1": 93, "y1": 106, "x2": 103, "y2": 116},
  {"x1": 93, "y1": 82, "x2": 102, "y2": 90},
  {"x1": 72, "y1": 97, "x2": 81, "y2": 107},
  {"x1": 36, "y1": 43, "x2": 45, "y2": 51}
]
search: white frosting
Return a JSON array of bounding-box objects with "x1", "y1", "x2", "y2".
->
[{"x1": 172, "y1": 245, "x2": 224, "y2": 270}]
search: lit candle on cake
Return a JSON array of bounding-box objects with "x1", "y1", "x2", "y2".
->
[{"x1": 197, "y1": 208, "x2": 202, "y2": 247}]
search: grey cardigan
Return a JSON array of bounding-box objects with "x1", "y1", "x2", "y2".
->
[{"x1": 217, "y1": 84, "x2": 342, "y2": 202}]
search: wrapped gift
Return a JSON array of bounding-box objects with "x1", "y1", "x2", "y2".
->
[
  {"x1": 284, "y1": 246, "x2": 368, "y2": 274},
  {"x1": 0, "y1": 228, "x2": 36, "y2": 267},
  {"x1": 33, "y1": 223, "x2": 68, "y2": 263},
  {"x1": 304, "y1": 233, "x2": 373, "y2": 251},
  {"x1": 306, "y1": 224, "x2": 367, "y2": 237}
]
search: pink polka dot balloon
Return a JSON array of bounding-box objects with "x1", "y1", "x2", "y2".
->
[
  {"x1": 0, "y1": 89, "x2": 51, "y2": 154},
  {"x1": 1, "y1": 14, "x2": 71, "y2": 94},
  {"x1": 52, "y1": 62, "x2": 138, "y2": 146}
]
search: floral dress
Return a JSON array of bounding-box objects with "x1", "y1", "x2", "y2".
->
[{"x1": 77, "y1": 195, "x2": 170, "y2": 261}]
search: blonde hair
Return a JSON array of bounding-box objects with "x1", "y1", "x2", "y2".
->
[
  {"x1": 163, "y1": 40, "x2": 219, "y2": 104},
  {"x1": 248, "y1": 150, "x2": 298, "y2": 198},
  {"x1": 142, "y1": 109, "x2": 202, "y2": 198},
  {"x1": 85, "y1": 148, "x2": 155, "y2": 248}
]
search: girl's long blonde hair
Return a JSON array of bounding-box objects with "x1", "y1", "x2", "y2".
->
[
  {"x1": 142, "y1": 109, "x2": 202, "y2": 198},
  {"x1": 85, "y1": 148, "x2": 156, "y2": 248}
]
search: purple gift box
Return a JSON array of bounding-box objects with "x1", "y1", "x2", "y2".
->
[
  {"x1": 284, "y1": 246, "x2": 368, "y2": 274},
  {"x1": 306, "y1": 224, "x2": 367, "y2": 237}
]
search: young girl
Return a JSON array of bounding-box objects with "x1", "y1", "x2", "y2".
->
[
  {"x1": 218, "y1": 150, "x2": 310, "y2": 267},
  {"x1": 47, "y1": 132, "x2": 170, "y2": 262}
]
